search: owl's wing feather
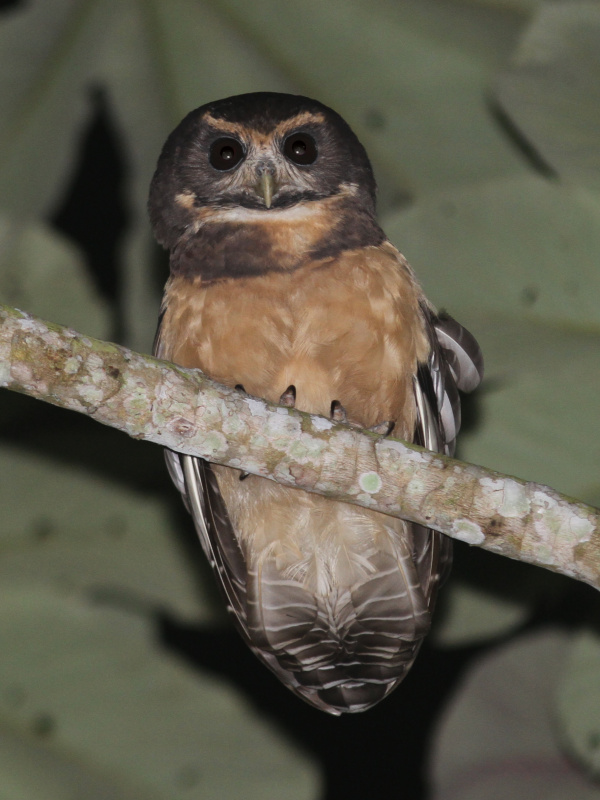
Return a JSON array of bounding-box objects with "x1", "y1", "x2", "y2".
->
[
  {"x1": 180, "y1": 456, "x2": 248, "y2": 624},
  {"x1": 158, "y1": 305, "x2": 482, "y2": 715},
  {"x1": 411, "y1": 306, "x2": 483, "y2": 605}
]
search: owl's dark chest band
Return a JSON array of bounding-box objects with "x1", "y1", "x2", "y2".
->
[{"x1": 169, "y1": 205, "x2": 385, "y2": 282}]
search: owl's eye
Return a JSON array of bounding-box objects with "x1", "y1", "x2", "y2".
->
[
  {"x1": 209, "y1": 137, "x2": 245, "y2": 170},
  {"x1": 283, "y1": 132, "x2": 318, "y2": 166}
]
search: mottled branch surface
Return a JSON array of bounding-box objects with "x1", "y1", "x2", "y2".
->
[{"x1": 1, "y1": 302, "x2": 599, "y2": 590}]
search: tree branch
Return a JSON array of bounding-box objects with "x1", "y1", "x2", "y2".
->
[{"x1": 1, "y1": 302, "x2": 599, "y2": 590}]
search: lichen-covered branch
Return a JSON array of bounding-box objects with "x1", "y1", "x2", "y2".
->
[{"x1": 1, "y1": 302, "x2": 599, "y2": 590}]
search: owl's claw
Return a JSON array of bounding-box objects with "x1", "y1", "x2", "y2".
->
[
  {"x1": 330, "y1": 400, "x2": 348, "y2": 423},
  {"x1": 279, "y1": 385, "x2": 296, "y2": 407},
  {"x1": 331, "y1": 399, "x2": 393, "y2": 436},
  {"x1": 368, "y1": 420, "x2": 395, "y2": 436}
]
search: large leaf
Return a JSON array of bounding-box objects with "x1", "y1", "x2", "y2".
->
[
  {"x1": 215, "y1": 0, "x2": 527, "y2": 202},
  {"x1": 497, "y1": 2, "x2": 600, "y2": 190},
  {"x1": 0, "y1": 0, "x2": 530, "y2": 348},
  {"x1": 0, "y1": 0, "x2": 293, "y2": 348},
  {"x1": 0, "y1": 215, "x2": 111, "y2": 339},
  {"x1": 0, "y1": 586, "x2": 319, "y2": 799},
  {"x1": 0, "y1": 443, "x2": 221, "y2": 623},
  {"x1": 556, "y1": 628, "x2": 600, "y2": 779},
  {"x1": 431, "y1": 630, "x2": 599, "y2": 799},
  {"x1": 384, "y1": 175, "x2": 600, "y2": 505},
  {"x1": 0, "y1": 0, "x2": 116, "y2": 219}
]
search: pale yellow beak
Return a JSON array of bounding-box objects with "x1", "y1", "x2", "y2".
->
[{"x1": 255, "y1": 172, "x2": 277, "y2": 208}]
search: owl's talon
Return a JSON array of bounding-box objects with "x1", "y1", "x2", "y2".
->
[
  {"x1": 235, "y1": 383, "x2": 246, "y2": 393},
  {"x1": 239, "y1": 471, "x2": 250, "y2": 481},
  {"x1": 279, "y1": 385, "x2": 296, "y2": 407},
  {"x1": 330, "y1": 400, "x2": 348, "y2": 423},
  {"x1": 368, "y1": 420, "x2": 395, "y2": 436}
]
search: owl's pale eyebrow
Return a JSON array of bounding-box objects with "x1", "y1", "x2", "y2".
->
[
  {"x1": 201, "y1": 111, "x2": 327, "y2": 141},
  {"x1": 273, "y1": 112, "x2": 326, "y2": 138},
  {"x1": 202, "y1": 113, "x2": 242, "y2": 135}
]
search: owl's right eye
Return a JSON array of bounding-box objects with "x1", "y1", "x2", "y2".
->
[{"x1": 209, "y1": 137, "x2": 245, "y2": 171}]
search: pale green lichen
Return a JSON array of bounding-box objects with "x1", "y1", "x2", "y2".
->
[
  {"x1": 480, "y1": 477, "x2": 531, "y2": 518},
  {"x1": 42, "y1": 330, "x2": 63, "y2": 349},
  {"x1": 406, "y1": 476, "x2": 427, "y2": 496},
  {"x1": 63, "y1": 356, "x2": 81, "y2": 375},
  {"x1": 569, "y1": 515, "x2": 595, "y2": 544},
  {"x1": 85, "y1": 352, "x2": 104, "y2": 372},
  {"x1": 356, "y1": 492, "x2": 376, "y2": 506},
  {"x1": 198, "y1": 430, "x2": 228, "y2": 457},
  {"x1": 122, "y1": 382, "x2": 149, "y2": 417},
  {"x1": 18, "y1": 317, "x2": 42, "y2": 333},
  {"x1": 250, "y1": 433, "x2": 269, "y2": 451},
  {"x1": 288, "y1": 436, "x2": 327, "y2": 463},
  {"x1": 264, "y1": 411, "x2": 302, "y2": 437},
  {"x1": 244, "y1": 397, "x2": 268, "y2": 417},
  {"x1": 452, "y1": 518, "x2": 485, "y2": 545},
  {"x1": 532, "y1": 491, "x2": 595, "y2": 550},
  {"x1": 0, "y1": 359, "x2": 10, "y2": 386},
  {"x1": 78, "y1": 383, "x2": 105, "y2": 405},
  {"x1": 11, "y1": 362, "x2": 33, "y2": 384},
  {"x1": 377, "y1": 438, "x2": 429, "y2": 465},
  {"x1": 311, "y1": 416, "x2": 333, "y2": 432},
  {"x1": 499, "y1": 481, "x2": 530, "y2": 518},
  {"x1": 358, "y1": 472, "x2": 383, "y2": 494},
  {"x1": 222, "y1": 414, "x2": 246, "y2": 436}
]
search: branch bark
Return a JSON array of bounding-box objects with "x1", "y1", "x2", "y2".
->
[{"x1": 1, "y1": 302, "x2": 599, "y2": 590}]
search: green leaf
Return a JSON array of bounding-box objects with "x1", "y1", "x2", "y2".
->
[
  {"x1": 434, "y1": 542, "x2": 570, "y2": 647},
  {"x1": 384, "y1": 175, "x2": 600, "y2": 504},
  {"x1": 0, "y1": 0, "x2": 533, "y2": 347},
  {"x1": 434, "y1": 578, "x2": 528, "y2": 646},
  {"x1": 0, "y1": 0, "x2": 294, "y2": 348},
  {"x1": 0, "y1": 586, "x2": 320, "y2": 799},
  {"x1": 431, "y1": 630, "x2": 600, "y2": 798},
  {"x1": 384, "y1": 175, "x2": 600, "y2": 329},
  {"x1": 0, "y1": 719, "x2": 165, "y2": 800},
  {"x1": 0, "y1": 0, "x2": 117, "y2": 219},
  {"x1": 92, "y1": 0, "x2": 295, "y2": 348},
  {"x1": 556, "y1": 628, "x2": 600, "y2": 780},
  {"x1": 0, "y1": 215, "x2": 111, "y2": 340},
  {"x1": 214, "y1": 0, "x2": 528, "y2": 203},
  {"x1": 496, "y1": 2, "x2": 600, "y2": 190},
  {"x1": 0, "y1": 442, "x2": 221, "y2": 624}
]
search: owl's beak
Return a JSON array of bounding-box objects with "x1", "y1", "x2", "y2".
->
[{"x1": 255, "y1": 170, "x2": 278, "y2": 209}]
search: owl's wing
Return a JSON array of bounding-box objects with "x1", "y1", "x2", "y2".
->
[
  {"x1": 415, "y1": 307, "x2": 484, "y2": 457},
  {"x1": 156, "y1": 307, "x2": 483, "y2": 714},
  {"x1": 165, "y1": 450, "x2": 340, "y2": 711},
  {"x1": 411, "y1": 306, "x2": 484, "y2": 602},
  {"x1": 155, "y1": 318, "x2": 253, "y2": 637}
]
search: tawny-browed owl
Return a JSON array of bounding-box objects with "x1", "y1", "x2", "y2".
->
[{"x1": 149, "y1": 92, "x2": 483, "y2": 715}]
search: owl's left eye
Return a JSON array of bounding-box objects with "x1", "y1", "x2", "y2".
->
[
  {"x1": 283, "y1": 132, "x2": 318, "y2": 165},
  {"x1": 209, "y1": 137, "x2": 245, "y2": 170}
]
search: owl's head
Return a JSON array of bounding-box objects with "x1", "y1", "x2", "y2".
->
[{"x1": 149, "y1": 93, "x2": 377, "y2": 250}]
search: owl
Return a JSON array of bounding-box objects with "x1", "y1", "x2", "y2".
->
[{"x1": 149, "y1": 92, "x2": 483, "y2": 714}]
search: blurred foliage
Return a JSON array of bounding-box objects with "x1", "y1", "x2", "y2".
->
[{"x1": 0, "y1": 1, "x2": 599, "y2": 798}]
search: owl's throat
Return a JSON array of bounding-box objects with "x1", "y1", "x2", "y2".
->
[{"x1": 170, "y1": 195, "x2": 384, "y2": 283}]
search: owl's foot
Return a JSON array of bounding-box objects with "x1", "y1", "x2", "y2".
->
[
  {"x1": 368, "y1": 420, "x2": 395, "y2": 436},
  {"x1": 279, "y1": 385, "x2": 296, "y2": 407},
  {"x1": 330, "y1": 400, "x2": 347, "y2": 423},
  {"x1": 330, "y1": 399, "x2": 394, "y2": 436}
]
